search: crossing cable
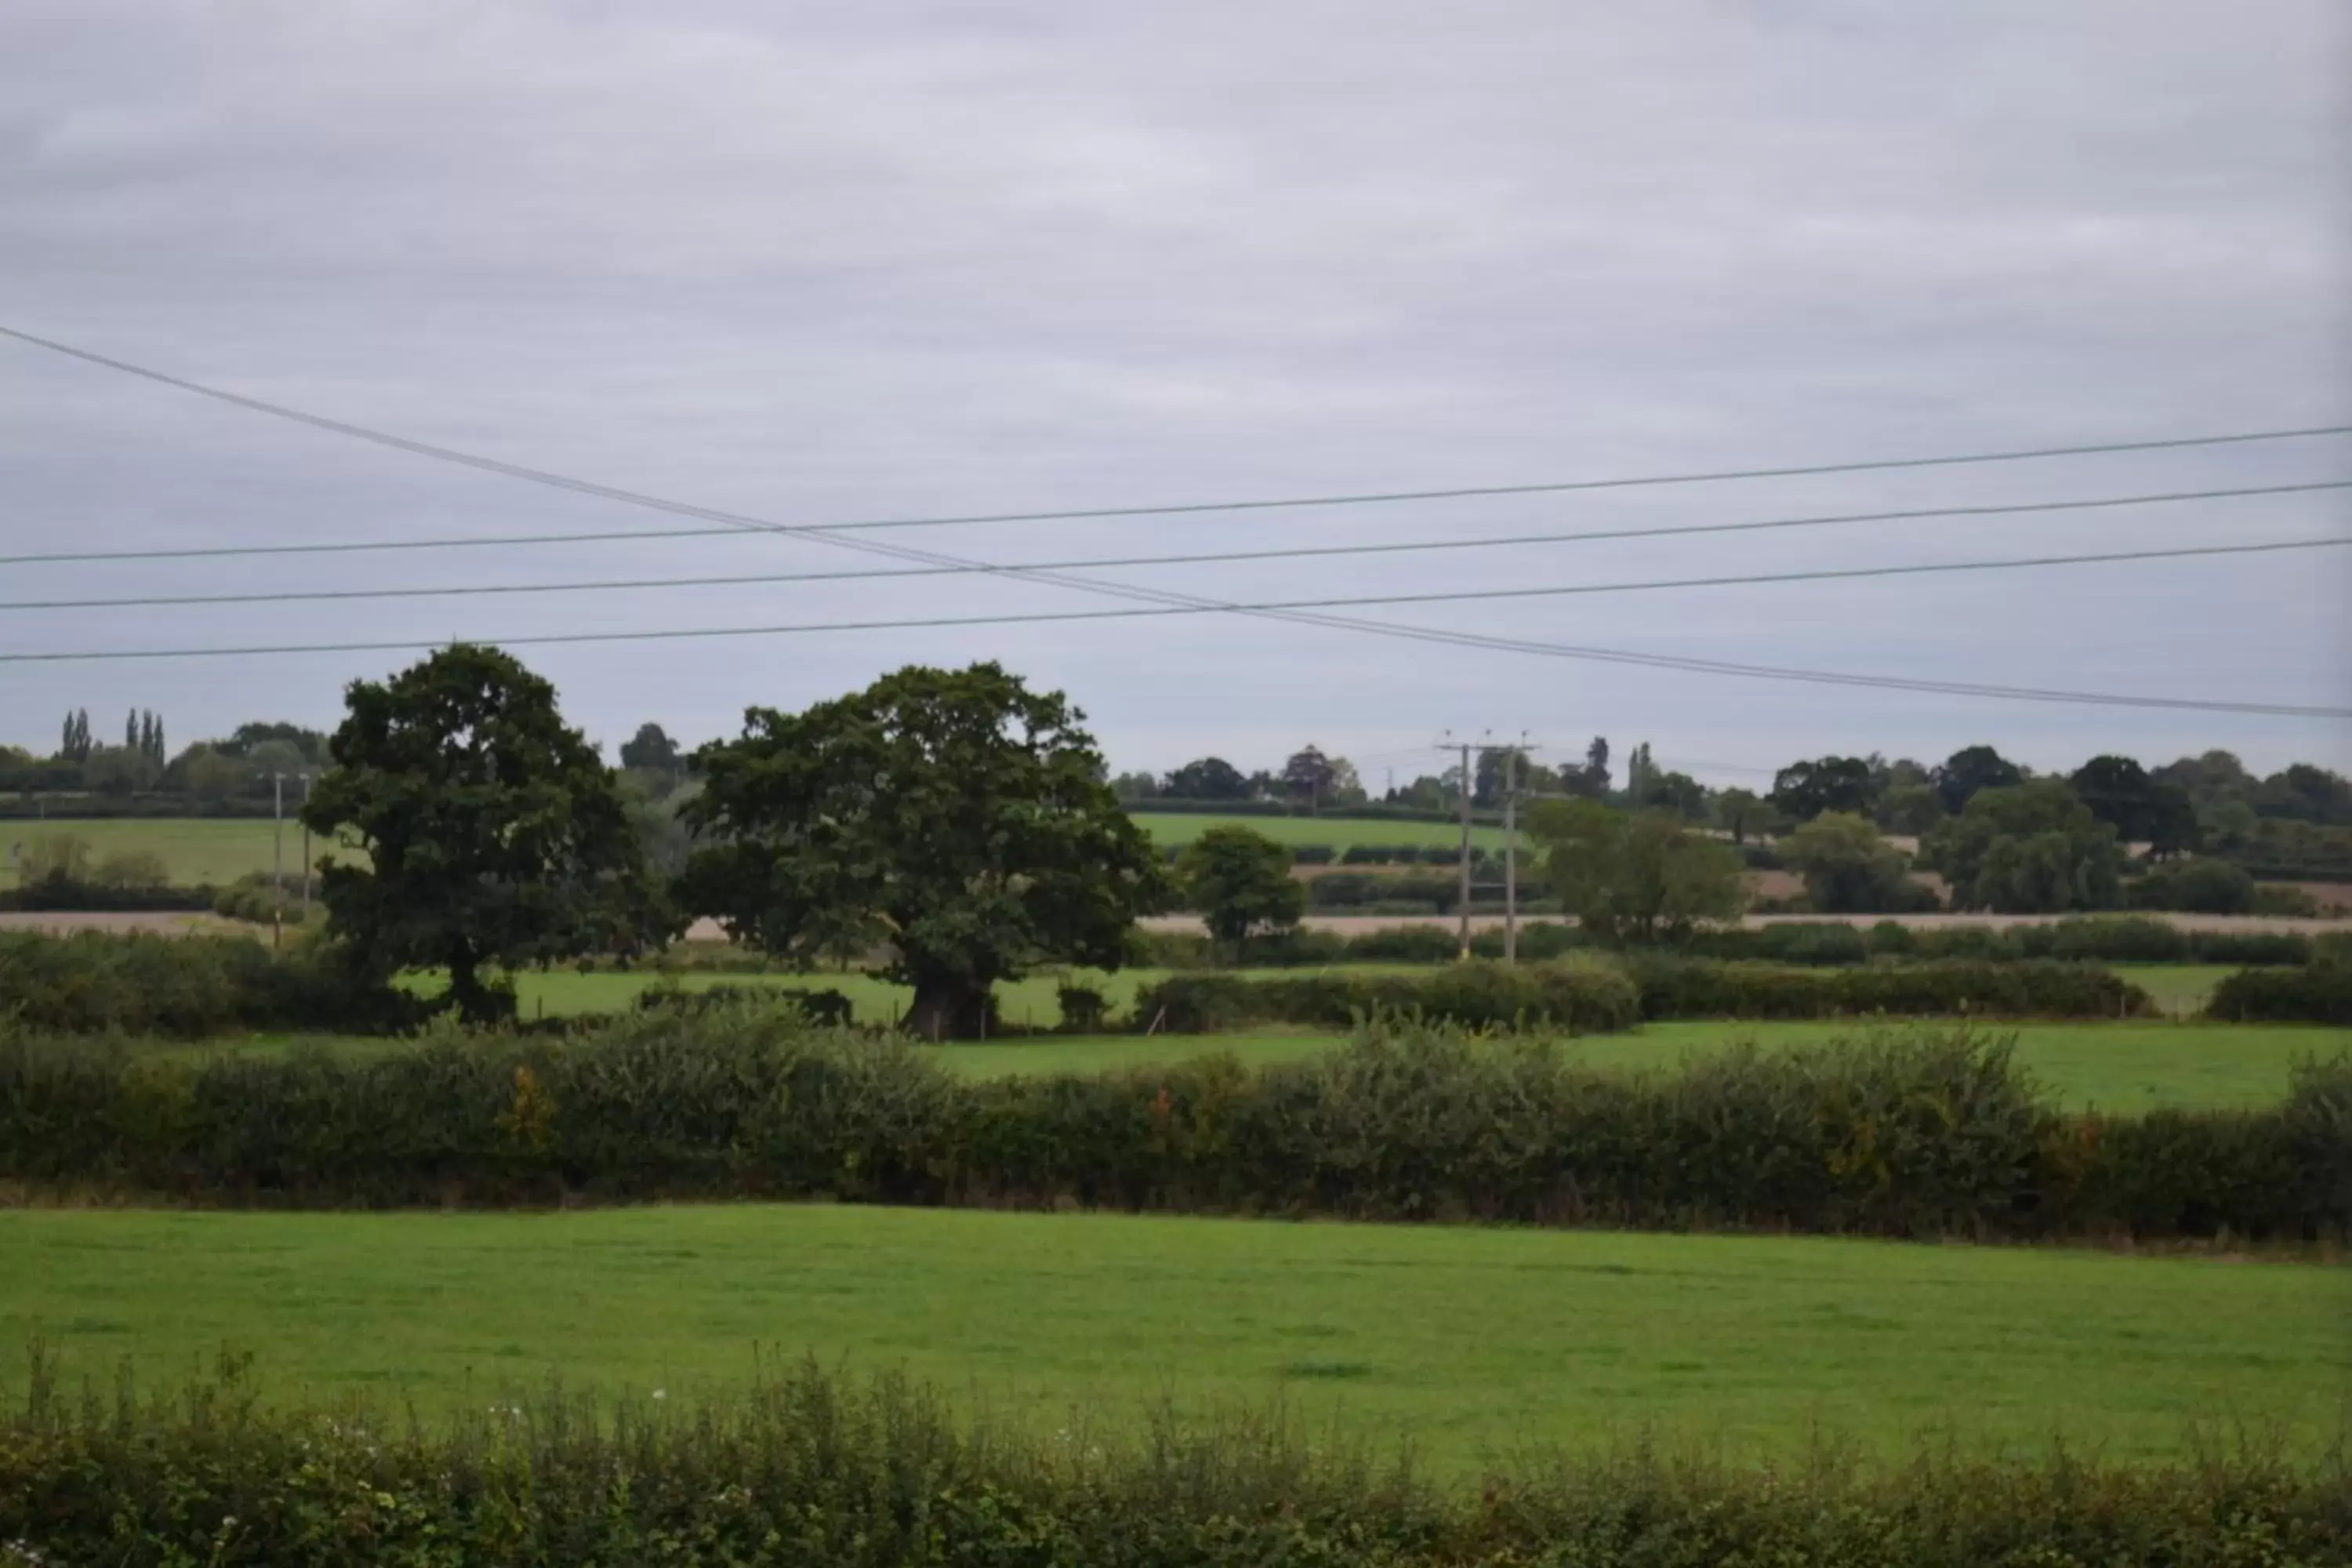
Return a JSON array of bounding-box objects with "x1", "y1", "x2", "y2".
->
[
  {"x1": 3, "y1": 477, "x2": 2343, "y2": 580},
  {"x1": 7, "y1": 545, "x2": 2350, "y2": 718},
  {"x1": 9, "y1": 323, "x2": 2346, "y2": 717},
  {"x1": 0, "y1": 534, "x2": 2339, "y2": 614}
]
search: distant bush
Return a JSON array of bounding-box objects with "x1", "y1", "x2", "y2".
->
[
  {"x1": 2252, "y1": 882, "x2": 2325, "y2": 917},
  {"x1": 1133, "y1": 958, "x2": 1640, "y2": 1035},
  {"x1": 2207, "y1": 962, "x2": 2352, "y2": 1025},
  {"x1": 1, "y1": 1011, "x2": 2339, "y2": 1243},
  {"x1": 1621, "y1": 956, "x2": 2151, "y2": 1022},
  {"x1": 0, "y1": 875, "x2": 216, "y2": 913},
  {"x1": 1055, "y1": 982, "x2": 1109, "y2": 1032},
  {"x1": 89, "y1": 848, "x2": 171, "y2": 890},
  {"x1": 1290, "y1": 844, "x2": 1335, "y2": 865},
  {"x1": 0, "y1": 931, "x2": 424, "y2": 1036},
  {"x1": 211, "y1": 870, "x2": 307, "y2": 925},
  {"x1": 2126, "y1": 856, "x2": 2256, "y2": 914}
]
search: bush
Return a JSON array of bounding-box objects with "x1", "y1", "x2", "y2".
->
[
  {"x1": 2127, "y1": 855, "x2": 2257, "y2": 913},
  {"x1": 0, "y1": 874, "x2": 217, "y2": 913},
  {"x1": 2252, "y1": 882, "x2": 2325, "y2": 917},
  {"x1": 211, "y1": 870, "x2": 307, "y2": 925},
  {"x1": 2207, "y1": 962, "x2": 2352, "y2": 1025},
  {"x1": 2, "y1": 1012, "x2": 2341, "y2": 1244},
  {"x1": 1131, "y1": 958, "x2": 1640, "y2": 1035},
  {"x1": 1055, "y1": 982, "x2": 1109, "y2": 1032},
  {"x1": 89, "y1": 848, "x2": 171, "y2": 890},
  {"x1": 4, "y1": 1356, "x2": 2341, "y2": 1568},
  {"x1": 0, "y1": 931, "x2": 425, "y2": 1036},
  {"x1": 1290, "y1": 844, "x2": 1335, "y2": 865},
  {"x1": 1623, "y1": 956, "x2": 2151, "y2": 1021}
]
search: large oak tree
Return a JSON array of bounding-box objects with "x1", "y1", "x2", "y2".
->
[
  {"x1": 301, "y1": 644, "x2": 663, "y2": 1023},
  {"x1": 681, "y1": 663, "x2": 1167, "y2": 1039}
]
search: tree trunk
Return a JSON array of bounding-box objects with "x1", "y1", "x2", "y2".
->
[
  {"x1": 905, "y1": 975, "x2": 993, "y2": 1041},
  {"x1": 445, "y1": 946, "x2": 517, "y2": 1027}
]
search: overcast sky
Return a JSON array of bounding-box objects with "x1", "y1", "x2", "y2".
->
[{"x1": 2, "y1": 0, "x2": 2347, "y2": 787}]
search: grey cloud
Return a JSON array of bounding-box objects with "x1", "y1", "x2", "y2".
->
[{"x1": 0, "y1": 0, "x2": 2344, "y2": 780}]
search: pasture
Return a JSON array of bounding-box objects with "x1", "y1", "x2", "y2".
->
[
  {"x1": 2, "y1": 1206, "x2": 2341, "y2": 1468},
  {"x1": 2, "y1": 818, "x2": 357, "y2": 887},
  {"x1": 6, "y1": 813, "x2": 1495, "y2": 887}
]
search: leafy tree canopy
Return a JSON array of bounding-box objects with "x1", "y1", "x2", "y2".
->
[
  {"x1": 1770, "y1": 756, "x2": 1878, "y2": 822},
  {"x1": 1933, "y1": 744, "x2": 2024, "y2": 815},
  {"x1": 1778, "y1": 811, "x2": 1917, "y2": 913},
  {"x1": 1923, "y1": 779, "x2": 2122, "y2": 913},
  {"x1": 1525, "y1": 798, "x2": 1745, "y2": 944},
  {"x1": 1177, "y1": 825, "x2": 1305, "y2": 961},
  {"x1": 300, "y1": 644, "x2": 664, "y2": 1023},
  {"x1": 681, "y1": 662, "x2": 1167, "y2": 1039},
  {"x1": 1163, "y1": 755, "x2": 1251, "y2": 801},
  {"x1": 618, "y1": 721, "x2": 682, "y2": 774}
]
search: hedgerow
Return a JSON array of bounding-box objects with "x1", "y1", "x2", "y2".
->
[
  {"x1": 8, "y1": 1352, "x2": 2341, "y2": 1568},
  {"x1": 0, "y1": 931, "x2": 420, "y2": 1036},
  {"x1": 2, "y1": 1011, "x2": 2342, "y2": 1242}
]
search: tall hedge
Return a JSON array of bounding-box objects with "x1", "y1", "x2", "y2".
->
[
  {"x1": 1131, "y1": 956, "x2": 2151, "y2": 1032},
  {"x1": 0, "y1": 931, "x2": 421, "y2": 1036},
  {"x1": 5, "y1": 1356, "x2": 2341, "y2": 1568},
  {"x1": 3, "y1": 1011, "x2": 2341, "y2": 1243},
  {"x1": 2208, "y1": 961, "x2": 2352, "y2": 1025}
]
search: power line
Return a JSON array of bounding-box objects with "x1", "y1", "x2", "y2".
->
[
  {"x1": 7, "y1": 477, "x2": 2342, "y2": 574},
  {"x1": 7, "y1": 543, "x2": 2348, "y2": 718},
  {"x1": 6, "y1": 323, "x2": 2350, "y2": 536},
  {"x1": 2, "y1": 533, "x2": 2337, "y2": 615},
  {"x1": 10, "y1": 323, "x2": 2345, "y2": 718}
]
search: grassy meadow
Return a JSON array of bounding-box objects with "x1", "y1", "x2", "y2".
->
[
  {"x1": 8, "y1": 812, "x2": 1495, "y2": 887},
  {"x1": 5, "y1": 1205, "x2": 2343, "y2": 1468}
]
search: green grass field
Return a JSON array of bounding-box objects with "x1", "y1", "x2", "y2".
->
[
  {"x1": 1136, "y1": 811, "x2": 1507, "y2": 851},
  {"x1": 9, "y1": 813, "x2": 1493, "y2": 887},
  {"x1": 3, "y1": 818, "x2": 358, "y2": 887},
  {"x1": 2, "y1": 1207, "x2": 2339, "y2": 1466}
]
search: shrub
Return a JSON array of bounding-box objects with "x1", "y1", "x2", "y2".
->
[
  {"x1": 1055, "y1": 982, "x2": 1109, "y2": 1032},
  {"x1": 89, "y1": 848, "x2": 171, "y2": 890},
  {"x1": 1622, "y1": 956, "x2": 2151, "y2": 1021},
  {"x1": 2, "y1": 1013, "x2": 2341, "y2": 1244},
  {"x1": 0, "y1": 931, "x2": 424, "y2": 1036},
  {"x1": 1290, "y1": 844, "x2": 1335, "y2": 865},
  {"x1": 1131, "y1": 958, "x2": 1641, "y2": 1036},
  {"x1": 2207, "y1": 962, "x2": 2352, "y2": 1025},
  {"x1": 2252, "y1": 882, "x2": 2325, "y2": 917},
  {"x1": 4, "y1": 1357, "x2": 2342, "y2": 1568},
  {"x1": 212, "y1": 870, "x2": 307, "y2": 925},
  {"x1": 2127, "y1": 855, "x2": 2257, "y2": 913}
]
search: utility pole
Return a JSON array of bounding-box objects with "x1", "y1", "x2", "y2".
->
[
  {"x1": 1504, "y1": 750, "x2": 1518, "y2": 964},
  {"x1": 1454, "y1": 737, "x2": 1473, "y2": 960},
  {"x1": 270, "y1": 771, "x2": 285, "y2": 951},
  {"x1": 1501, "y1": 735, "x2": 1541, "y2": 964},
  {"x1": 299, "y1": 773, "x2": 314, "y2": 924}
]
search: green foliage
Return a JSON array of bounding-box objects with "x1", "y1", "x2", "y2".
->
[
  {"x1": 1176, "y1": 825, "x2": 1305, "y2": 960},
  {"x1": 0, "y1": 931, "x2": 419, "y2": 1036},
  {"x1": 1924, "y1": 779, "x2": 2125, "y2": 913},
  {"x1": 1132, "y1": 958, "x2": 1641, "y2": 1034},
  {"x1": 1932, "y1": 743, "x2": 2023, "y2": 815},
  {"x1": 2, "y1": 1011, "x2": 2340, "y2": 1244},
  {"x1": 2209, "y1": 962, "x2": 2352, "y2": 1024},
  {"x1": 1777, "y1": 811, "x2": 1921, "y2": 913},
  {"x1": 1709, "y1": 786, "x2": 1777, "y2": 844},
  {"x1": 1526, "y1": 799, "x2": 1746, "y2": 942},
  {"x1": 3, "y1": 1356, "x2": 2343, "y2": 1568},
  {"x1": 1621, "y1": 956, "x2": 2151, "y2": 1022},
  {"x1": 211, "y1": 871, "x2": 305, "y2": 925},
  {"x1": 1769, "y1": 755, "x2": 1878, "y2": 822},
  {"x1": 9, "y1": 831, "x2": 91, "y2": 884},
  {"x1": 2129, "y1": 855, "x2": 2257, "y2": 913},
  {"x1": 302, "y1": 644, "x2": 664, "y2": 1025},
  {"x1": 683, "y1": 663, "x2": 1167, "y2": 1040}
]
